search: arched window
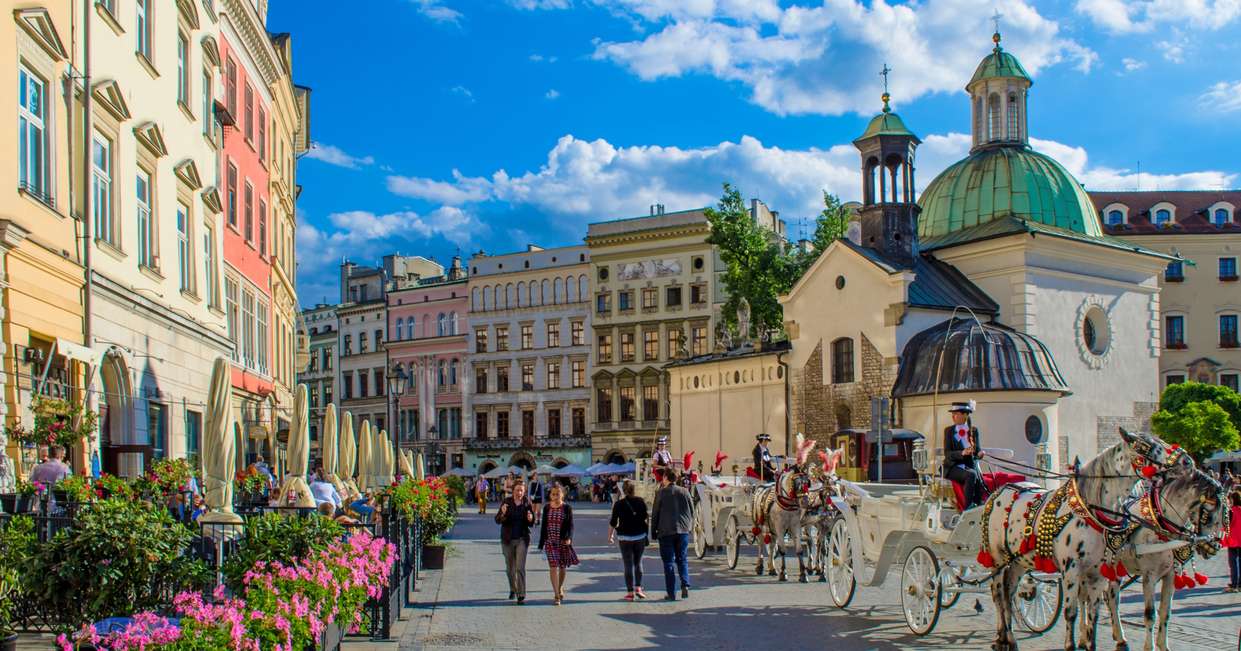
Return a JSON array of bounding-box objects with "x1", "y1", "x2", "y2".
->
[
  {"x1": 541, "y1": 279, "x2": 550, "y2": 305},
  {"x1": 438, "y1": 360, "x2": 446, "y2": 387},
  {"x1": 506, "y1": 283, "x2": 515, "y2": 308},
  {"x1": 516, "y1": 281, "x2": 526, "y2": 307},
  {"x1": 567, "y1": 276, "x2": 577, "y2": 302},
  {"x1": 1107, "y1": 210, "x2": 1124, "y2": 226},
  {"x1": 450, "y1": 359, "x2": 458, "y2": 386},
  {"x1": 1154, "y1": 209, "x2": 1172, "y2": 226},
  {"x1": 437, "y1": 313, "x2": 446, "y2": 337},
  {"x1": 471, "y1": 287, "x2": 480, "y2": 310},
  {"x1": 831, "y1": 338, "x2": 854, "y2": 384},
  {"x1": 987, "y1": 93, "x2": 1001, "y2": 142},
  {"x1": 578, "y1": 275, "x2": 588, "y2": 302},
  {"x1": 407, "y1": 315, "x2": 416, "y2": 339},
  {"x1": 396, "y1": 318, "x2": 404, "y2": 340},
  {"x1": 554, "y1": 277, "x2": 564, "y2": 304},
  {"x1": 448, "y1": 311, "x2": 457, "y2": 335},
  {"x1": 973, "y1": 96, "x2": 983, "y2": 144},
  {"x1": 1215, "y1": 208, "x2": 1232, "y2": 225},
  {"x1": 483, "y1": 286, "x2": 493, "y2": 311},
  {"x1": 1006, "y1": 92, "x2": 1020, "y2": 141}
]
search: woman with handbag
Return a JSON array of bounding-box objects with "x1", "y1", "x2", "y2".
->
[
  {"x1": 538, "y1": 483, "x2": 577, "y2": 605},
  {"x1": 608, "y1": 479, "x2": 649, "y2": 600}
]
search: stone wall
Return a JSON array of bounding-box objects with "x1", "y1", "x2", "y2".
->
[
  {"x1": 1088, "y1": 401, "x2": 1158, "y2": 466},
  {"x1": 792, "y1": 334, "x2": 898, "y2": 449}
]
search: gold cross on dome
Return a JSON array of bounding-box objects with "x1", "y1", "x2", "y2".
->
[
  {"x1": 992, "y1": 9, "x2": 1003, "y2": 34},
  {"x1": 879, "y1": 63, "x2": 892, "y2": 94}
]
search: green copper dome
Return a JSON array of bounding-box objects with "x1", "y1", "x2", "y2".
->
[
  {"x1": 917, "y1": 145, "x2": 1101, "y2": 242},
  {"x1": 855, "y1": 111, "x2": 916, "y2": 142},
  {"x1": 969, "y1": 36, "x2": 1032, "y2": 87}
]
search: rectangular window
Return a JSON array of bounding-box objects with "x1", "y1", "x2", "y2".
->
[
  {"x1": 177, "y1": 204, "x2": 191, "y2": 292},
  {"x1": 547, "y1": 362, "x2": 560, "y2": 389},
  {"x1": 475, "y1": 412, "x2": 488, "y2": 440},
  {"x1": 359, "y1": 332, "x2": 368, "y2": 353},
  {"x1": 243, "y1": 183, "x2": 253, "y2": 241},
  {"x1": 571, "y1": 321, "x2": 584, "y2": 346},
  {"x1": 226, "y1": 163, "x2": 238, "y2": 227},
  {"x1": 202, "y1": 70, "x2": 212, "y2": 137},
  {"x1": 18, "y1": 66, "x2": 49, "y2": 200},
  {"x1": 642, "y1": 287, "x2": 657, "y2": 310},
  {"x1": 225, "y1": 58, "x2": 237, "y2": 115},
  {"x1": 619, "y1": 386, "x2": 636, "y2": 422},
  {"x1": 521, "y1": 363, "x2": 534, "y2": 391},
  {"x1": 475, "y1": 367, "x2": 488, "y2": 394},
  {"x1": 1165, "y1": 373, "x2": 1185, "y2": 387},
  {"x1": 832, "y1": 338, "x2": 855, "y2": 384},
  {"x1": 185, "y1": 410, "x2": 202, "y2": 459},
  {"x1": 225, "y1": 278, "x2": 239, "y2": 359},
  {"x1": 548, "y1": 409, "x2": 562, "y2": 438},
  {"x1": 374, "y1": 368, "x2": 385, "y2": 396},
  {"x1": 343, "y1": 334, "x2": 352, "y2": 356},
  {"x1": 1221, "y1": 315, "x2": 1239, "y2": 348},
  {"x1": 1221, "y1": 373, "x2": 1239, "y2": 393},
  {"x1": 496, "y1": 411, "x2": 509, "y2": 438},
  {"x1": 1165, "y1": 315, "x2": 1185, "y2": 348},
  {"x1": 690, "y1": 284, "x2": 707, "y2": 305},
  {"x1": 136, "y1": 169, "x2": 154, "y2": 268},
  {"x1": 359, "y1": 370, "x2": 369, "y2": 397},
  {"x1": 1220, "y1": 257, "x2": 1238, "y2": 281},
  {"x1": 374, "y1": 328, "x2": 382, "y2": 346},
  {"x1": 668, "y1": 327, "x2": 683, "y2": 359},
  {"x1": 496, "y1": 366, "x2": 509, "y2": 392},
  {"x1": 148, "y1": 402, "x2": 166, "y2": 459},
  {"x1": 244, "y1": 83, "x2": 254, "y2": 142},
  {"x1": 135, "y1": 0, "x2": 151, "y2": 60},
  {"x1": 620, "y1": 332, "x2": 635, "y2": 362},
  {"x1": 496, "y1": 326, "x2": 509, "y2": 351},
  {"x1": 203, "y1": 224, "x2": 217, "y2": 305},
  {"x1": 691, "y1": 326, "x2": 707, "y2": 356},
  {"x1": 571, "y1": 360, "x2": 584, "y2": 388},
  {"x1": 257, "y1": 107, "x2": 266, "y2": 161},
  {"x1": 597, "y1": 386, "x2": 613, "y2": 423},
  {"x1": 258, "y1": 200, "x2": 267, "y2": 256},
  {"x1": 521, "y1": 410, "x2": 534, "y2": 439},
  {"x1": 242, "y1": 288, "x2": 255, "y2": 369},
  {"x1": 643, "y1": 384, "x2": 659, "y2": 421},
  {"x1": 644, "y1": 330, "x2": 659, "y2": 361},
  {"x1": 521, "y1": 324, "x2": 533, "y2": 350},
  {"x1": 572, "y1": 408, "x2": 585, "y2": 437},
  {"x1": 177, "y1": 32, "x2": 189, "y2": 105},
  {"x1": 598, "y1": 334, "x2": 612, "y2": 364},
  {"x1": 1165, "y1": 261, "x2": 1184, "y2": 282},
  {"x1": 547, "y1": 322, "x2": 560, "y2": 348},
  {"x1": 618, "y1": 290, "x2": 633, "y2": 311},
  {"x1": 596, "y1": 293, "x2": 611, "y2": 315},
  {"x1": 666, "y1": 285, "x2": 682, "y2": 307},
  {"x1": 341, "y1": 372, "x2": 353, "y2": 399},
  {"x1": 92, "y1": 133, "x2": 113, "y2": 244},
  {"x1": 256, "y1": 300, "x2": 268, "y2": 373},
  {"x1": 475, "y1": 328, "x2": 488, "y2": 353}
]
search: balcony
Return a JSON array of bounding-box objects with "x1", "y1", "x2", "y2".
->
[{"x1": 466, "y1": 436, "x2": 591, "y2": 451}]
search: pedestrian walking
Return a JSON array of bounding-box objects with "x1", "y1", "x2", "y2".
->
[
  {"x1": 1226, "y1": 488, "x2": 1241, "y2": 592},
  {"x1": 538, "y1": 484, "x2": 578, "y2": 605},
  {"x1": 609, "y1": 479, "x2": 649, "y2": 600},
  {"x1": 476, "y1": 476, "x2": 490, "y2": 514},
  {"x1": 650, "y1": 471, "x2": 694, "y2": 601},
  {"x1": 530, "y1": 477, "x2": 545, "y2": 524},
  {"x1": 495, "y1": 479, "x2": 535, "y2": 604}
]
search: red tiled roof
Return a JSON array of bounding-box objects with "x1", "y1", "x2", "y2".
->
[{"x1": 1089, "y1": 190, "x2": 1241, "y2": 235}]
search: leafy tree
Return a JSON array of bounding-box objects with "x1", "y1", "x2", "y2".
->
[
  {"x1": 706, "y1": 184, "x2": 851, "y2": 339},
  {"x1": 1150, "y1": 381, "x2": 1241, "y2": 459}
]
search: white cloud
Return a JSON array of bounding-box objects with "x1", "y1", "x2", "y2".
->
[
  {"x1": 1157, "y1": 35, "x2": 1187, "y2": 62},
  {"x1": 451, "y1": 85, "x2": 475, "y2": 102},
  {"x1": 304, "y1": 142, "x2": 375, "y2": 169},
  {"x1": 529, "y1": 53, "x2": 559, "y2": 62},
  {"x1": 387, "y1": 169, "x2": 493, "y2": 205},
  {"x1": 510, "y1": 0, "x2": 572, "y2": 8},
  {"x1": 411, "y1": 0, "x2": 463, "y2": 24},
  {"x1": 587, "y1": 0, "x2": 1095, "y2": 116},
  {"x1": 545, "y1": 89, "x2": 561, "y2": 100},
  {"x1": 1121, "y1": 57, "x2": 1146, "y2": 72},
  {"x1": 1201, "y1": 80, "x2": 1241, "y2": 113},
  {"x1": 1075, "y1": 0, "x2": 1241, "y2": 32},
  {"x1": 298, "y1": 208, "x2": 483, "y2": 269}
]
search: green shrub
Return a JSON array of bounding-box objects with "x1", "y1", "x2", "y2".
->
[
  {"x1": 441, "y1": 475, "x2": 466, "y2": 504},
  {"x1": 221, "y1": 513, "x2": 343, "y2": 591},
  {"x1": 0, "y1": 516, "x2": 36, "y2": 636}
]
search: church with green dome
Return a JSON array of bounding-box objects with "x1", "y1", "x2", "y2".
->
[{"x1": 781, "y1": 33, "x2": 1172, "y2": 475}]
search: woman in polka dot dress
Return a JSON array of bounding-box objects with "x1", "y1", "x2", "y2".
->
[{"x1": 538, "y1": 483, "x2": 578, "y2": 605}]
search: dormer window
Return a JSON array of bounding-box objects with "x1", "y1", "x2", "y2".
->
[
  {"x1": 1209, "y1": 202, "x2": 1235, "y2": 226},
  {"x1": 1107, "y1": 210, "x2": 1124, "y2": 226},
  {"x1": 1101, "y1": 203, "x2": 1128, "y2": 227},
  {"x1": 1154, "y1": 208, "x2": 1172, "y2": 226}
]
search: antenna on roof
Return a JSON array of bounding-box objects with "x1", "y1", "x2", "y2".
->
[{"x1": 1136, "y1": 160, "x2": 1142, "y2": 191}]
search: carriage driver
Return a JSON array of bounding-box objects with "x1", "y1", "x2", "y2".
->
[
  {"x1": 945, "y1": 401, "x2": 987, "y2": 509},
  {"x1": 652, "y1": 436, "x2": 673, "y2": 481},
  {"x1": 753, "y1": 433, "x2": 777, "y2": 482}
]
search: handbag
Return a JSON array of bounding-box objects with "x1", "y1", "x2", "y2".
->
[{"x1": 563, "y1": 542, "x2": 580, "y2": 566}]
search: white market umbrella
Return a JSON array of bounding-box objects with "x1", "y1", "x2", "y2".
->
[
  {"x1": 338, "y1": 412, "x2": 359, "y2": 501},
  {"x1": 200, "y1": 358, "x2": 240, "y2": 524},
  {"x1": 355, "y1": 420, "x2": 373, "y2": 492},
  {"x1": 370, "y1": 428, "x2": 389, "y2": 489},
  {"x1": 552, "y1": 464, "x2": 587, "y2": 477},
  {"x1": 277, "y1": 385, "x2": 315, "y2": 507},
  {"x1": 446, "y1": 466, "x2": 476, "y2": 477},
  {"x1": 534, "y1": 464, "x2": 559, "y2": 476},
  {"x1": 322, "y1": 404, "x2": 345, "y2": 496},
  {"x1": 398, "y1": 447, "x2": 415, "y2": 479},
  {"x1": 415, "y1": 452, "x2": 426, "y2": 482}
]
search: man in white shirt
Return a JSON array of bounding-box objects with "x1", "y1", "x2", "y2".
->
[{"x1": 309, "y1": 468, "x2": 341, "y2": 511}]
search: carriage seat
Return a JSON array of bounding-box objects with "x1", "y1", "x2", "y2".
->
[{"x1": 945, "y1": 471, "x2": 1027, "y2": 511}]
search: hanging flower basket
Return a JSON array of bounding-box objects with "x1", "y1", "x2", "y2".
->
[{"x1": 4, "y1": 396, "x2": 98, "y2": 449}]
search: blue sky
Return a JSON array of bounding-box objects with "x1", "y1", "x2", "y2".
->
[{"x1": 269, "y1": 0, "x2": 1241, "y2": 306}]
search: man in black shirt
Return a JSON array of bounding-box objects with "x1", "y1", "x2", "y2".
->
[
  {"x1": 495, "y1": 480, "x2": 536, "y2": 603},
  {"x1": 944, "y1": 401, "x2": 986, "y2": 509},
  {"x1": 752, "y1": 433, "x2": 776, "y2": 481}
]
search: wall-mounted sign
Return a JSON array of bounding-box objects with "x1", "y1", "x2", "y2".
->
[{"x1": 618, "y1": 259, "x2": 681, "y2": 281}]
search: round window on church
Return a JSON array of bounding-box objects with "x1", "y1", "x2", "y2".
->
[
  {"x1": 1024, "y1": 415, "x2": 1044, "y2": 445},
  {"x1": 1082, "y1": 306, "x2": 1111, "y2": 356}
]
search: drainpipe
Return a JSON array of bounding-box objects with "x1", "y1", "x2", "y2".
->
[
  {"x1": 777, "y1": 350, "x2": 791, "y2": 458},
  {"x1": 81, "y1": 0, "x2": 93, "y2": 351}
]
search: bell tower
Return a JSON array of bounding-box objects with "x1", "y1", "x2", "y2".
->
[
  {"x1": 852, "y1": 66, "x2": 921, "y2": 266},
  {"x1": 967, "y1": 26, "x2": 1033, "y2": 152}
]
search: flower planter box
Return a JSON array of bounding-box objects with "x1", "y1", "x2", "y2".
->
[
  {"x1": 421, "y1": 543, "x2": 446, "y2": 570},
  {"x1": 0, "y1": 493, "x2": 34, "y2": 514}
]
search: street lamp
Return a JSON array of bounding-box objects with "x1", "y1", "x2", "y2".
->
[
  {"x1": 427, "y1": 425, "x2": 439, "y2": 475},
  {"x1": 387, "y1": 368, "x2": 409, "y2": 451}
]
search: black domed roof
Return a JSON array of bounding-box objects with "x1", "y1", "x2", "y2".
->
[{"x1": 893, "y1": 318, "x2": 1070, "y2": 398}]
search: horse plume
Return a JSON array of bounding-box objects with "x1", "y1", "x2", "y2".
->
[
  {"x1": 683, "y1": 451, "x2": 695, "y2": 471},
  {"x1": 795, "y1": 435, "x2": 817, "y2": 467}
]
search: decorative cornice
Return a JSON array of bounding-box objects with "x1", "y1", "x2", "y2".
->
[
  {"x1": 14, "y1": 7, "x2": 68, "y2": 61},
  {"x1": 201, "y1": 35, "x2": 221, "y2": 68},
  {"x1": 92, "y1": 80, "x2": 131, "y2": 121},
  {"x1": 133, "y1": 122, "x2": 169, "y2": 158},
  {"x1": 174, "y1": 159, "x2": 203, "y2": 190},
  {"x1": 201, "y1": 187, "x2": 223, "y2": 213},
  {"x1": 221, "y1": 0, "x2": 279, "y2": 85},
  {"x1": 175, "y1": 0, "x2": 201, "y2": 30}
]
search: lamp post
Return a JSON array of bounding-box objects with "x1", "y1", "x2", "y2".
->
[
  {"x1": 427, "y1": 425, "x2": 439, "y2": 475},
  {"x1": 387, "y1": 368, "x2": 409, "y2": 453}
]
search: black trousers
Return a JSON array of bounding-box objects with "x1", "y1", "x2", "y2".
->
[
  {"x1": 947, "y1": 464, "x2": 986, "y2": 508},
  {"x1": 619, "y1": 539, "x2": 647, "y2": 592}
]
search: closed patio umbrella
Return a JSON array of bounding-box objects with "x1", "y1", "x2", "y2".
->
[
  {"x1": 356, "y1": 420, "x2": 373, "y2": 493},
  {"x1": 415, "y1": 452, "x2": 426, "y2": 481},
  {"x1": 398, "y1": 447, "x2": 414, "y2": 480},
  {"x1": 322, "y1": 404, "x2": 344, "y2": 495},
  {"x1": 338, "y1": 412, "x2": 359, "y2": 501},
  {"x1": 200, "y1": 358, "x2": 241, "y2": 524},
  {"x1": 277, "y1": 385, "x2": 315, "y2": 507},
  {"x1": 371, "y1": 428, "x2": 389, "y2": 489}
]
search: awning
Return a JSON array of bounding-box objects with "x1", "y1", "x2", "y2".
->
[{"x1": 57, "y1": 338, "x2": 106, "y2": 367}]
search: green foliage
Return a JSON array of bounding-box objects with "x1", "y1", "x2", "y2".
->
[
  {"x1": 4, "y1": 395, "x2": 98, "y2": 448},
  {"x1": 1152, "y1": 389, "x2": 1241, "y2": 460},
  {"x1": 0, "y1": 516, "x2": 36, "y2": 635},
  {"x1": 221, "y1": 513, "x2": 343, "y2": 591},
  {"x1": 1158, "y1": 381, "x2": 1241, "y2": 430},
  {"x1": 56, "y1": 474, "x2": 97, "y2": 503},
  {"x1": 388, "y1": 477, "x2": 456, "y2": 544},
  {"x1": 706, "y1": 184, "x2": 851, "y2": 339},
  {"x1": 441, "y1": 474, "x2": 466, "y2": 504},
  {"x1": 28, "y1": 498, "x2": 205, "y2": 629}
]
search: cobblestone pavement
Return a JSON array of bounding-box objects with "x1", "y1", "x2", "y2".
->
[{"x1": 403, "y1": 503, "x2": 1241, "y2": 651}]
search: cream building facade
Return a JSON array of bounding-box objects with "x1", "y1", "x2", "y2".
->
[
  {"x1": 0, "y1": 5, "x2": 88, "y2": 485},
  {"x1": 78, "y1": 0, "x2": 232, "y2": 474},
  {"x1": 464, "y1": 245, "x2": 592, "y2": 474},
  {"x1": 1093, "y1": 190, "x2": 1241, "y2": 394}
]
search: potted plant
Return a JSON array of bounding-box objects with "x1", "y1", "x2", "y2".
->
[
  {"x1": 4, "y1": 396, "x2": 97, "y2": 450},
  {"x1": 0, "y1": 565, "x2": 15, "y2": 651},
  {"x1": 387, "y1": 477, "x2": 455, "y2": 569},
  {"x1": 0, "y1": 515, "x2": 34, "y2": 651},
  {"x1": 0, "y1": 480, "x2": 38, "y2": 515}
]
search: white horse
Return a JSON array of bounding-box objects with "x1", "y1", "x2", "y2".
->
[
  {"x1": 981, "y1": 428, "x2": 1172, "y2": 651},
  {"x1": 751, "y1": 437, "x2": 819, "y2": 582},
  {"x1": 1103, "y1": 457, "x2": 1226, "y2": 651},
  {"x1": 799, "y1": 448, "x2": 845, "y2": 580}
]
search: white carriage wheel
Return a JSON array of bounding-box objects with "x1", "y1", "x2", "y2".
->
[
  {"x1": 901, "y1": 546, "x2": 942, "y2": 636},
  {"x1": 725, "y1": 514, "x2": 741, "y2": 570},
  {"x1": 693, "y1": 517, "x2": 708, "y2": 560},
  {"x1": 825, "y1": 517, "x2": 856, "y2": 608},
  {"x1": 1013, "y1": 571, "x2": 1063, "y2": 635},
  {"x1": 938, "y1": 566, "x2": 962, "y2": 609}
]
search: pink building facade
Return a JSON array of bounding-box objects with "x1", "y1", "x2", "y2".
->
[{"x1": 387, "y1": 264, "x2": 468, "y2": 474}]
